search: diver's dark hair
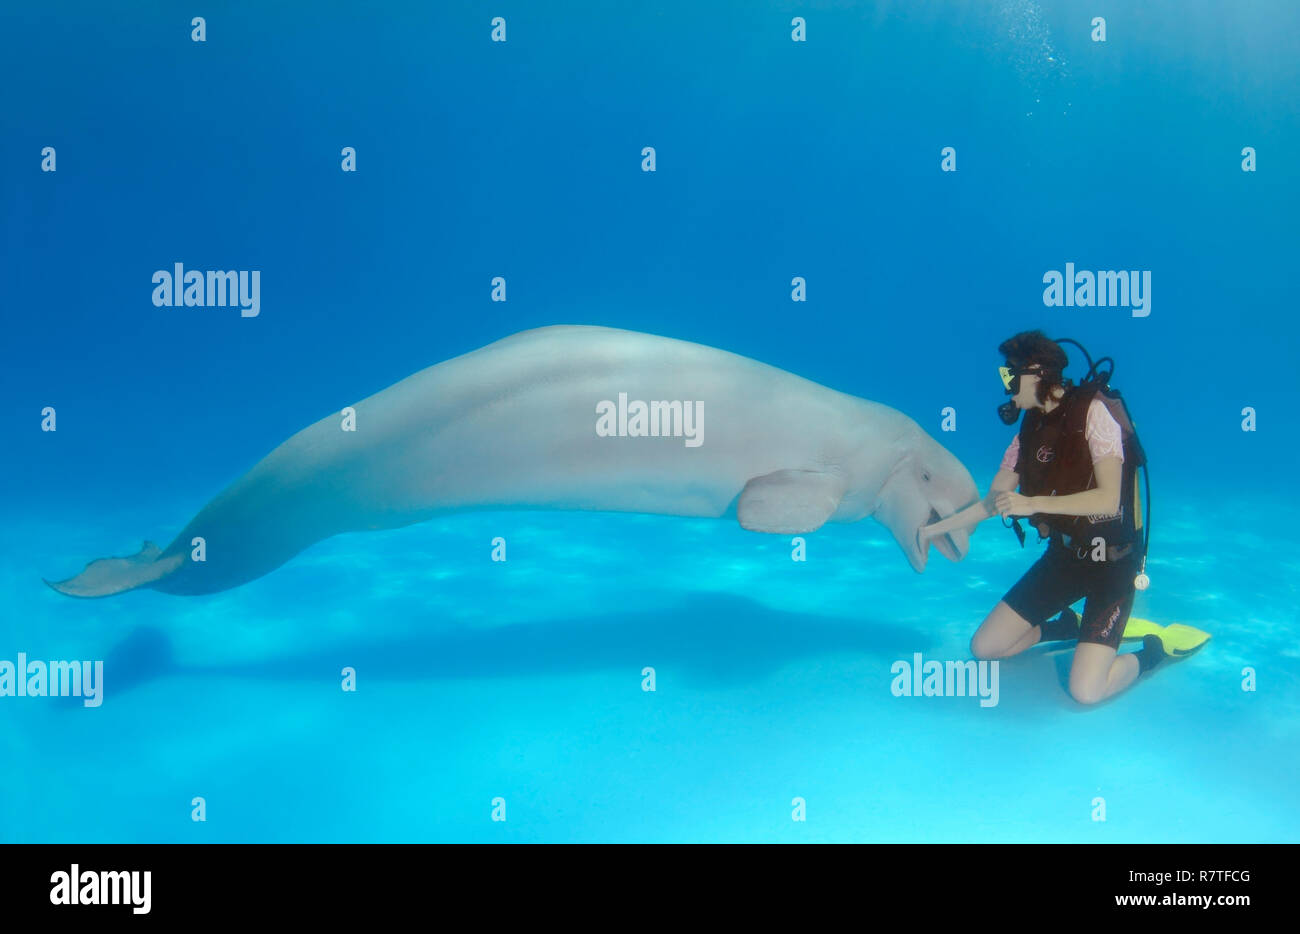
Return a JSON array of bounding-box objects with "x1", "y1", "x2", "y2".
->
[{"x1": 998, "y1": 329, "x2": 1070, "y2": 405}]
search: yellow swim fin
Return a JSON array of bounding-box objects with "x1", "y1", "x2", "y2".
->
[
  {"x1": 1121, "y1": 616, "x2": 1165, "y2": 641},
  {"x1": 1156, "y1": 623, "x2": 1212, "y2": 657}
]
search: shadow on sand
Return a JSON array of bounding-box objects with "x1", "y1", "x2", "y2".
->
[{"x1": 82, "y1": 591, "x2": 953, "y2": 697}]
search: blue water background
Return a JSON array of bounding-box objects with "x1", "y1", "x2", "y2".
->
[{"x1": 1, "y1": 0, "x2": 1297, "y2": 841}]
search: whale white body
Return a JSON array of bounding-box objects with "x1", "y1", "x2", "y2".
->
[{"x1": 47, "y1": 325, "x2": 979, "y2": 597}]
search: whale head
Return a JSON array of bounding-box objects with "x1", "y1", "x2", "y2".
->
[{"x1": 874, "y1": 430, "x2": 980, "y2": 573}]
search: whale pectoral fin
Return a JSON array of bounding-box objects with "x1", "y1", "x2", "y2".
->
[
  {"x1": 45, "y1": 540, "x2": 184, "y2": 599},
  {"x1": 737, "y1": 469, "x2": 846, "y2": 534}
]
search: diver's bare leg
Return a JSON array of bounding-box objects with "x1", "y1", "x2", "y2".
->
[
  {"x1": 970, "y1": 601, "x2": 1041, "y2": 659},
  {"x1": 1068, "y1": 643, "x2": 1140, "y2": 704}
]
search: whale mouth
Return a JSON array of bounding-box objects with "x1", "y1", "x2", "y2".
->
[
  {"x1": 877, "y1": 467, "x2": 970, "y2": 572},
  {"x1": 923, "y1": 508, "x2": 965, "y2": 564}
]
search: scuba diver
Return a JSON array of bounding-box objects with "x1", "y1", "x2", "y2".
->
[{"x1": 918, "y1": 330, "x2": 1209, "y2": 705}]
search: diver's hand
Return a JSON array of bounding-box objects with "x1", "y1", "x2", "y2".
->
[{"x1": 994, "y1": 491, "x2": 1035, "y2": 518}]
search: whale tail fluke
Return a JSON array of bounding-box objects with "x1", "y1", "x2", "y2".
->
[{"x1": 44, "y1": 541, "x2": 185, "y2": 598}]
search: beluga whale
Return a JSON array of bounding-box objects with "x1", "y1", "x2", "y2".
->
[{"x1": 46, "y1": 325, "x2": 979, "y2": 598}]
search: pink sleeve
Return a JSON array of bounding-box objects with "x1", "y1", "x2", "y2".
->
[
  {"x1": 1000, "y1": 435, "x2": 1020, "y2": 473},
  {"x1": 1085, "y1": 400, "x2": 1124, "y2": 464}
]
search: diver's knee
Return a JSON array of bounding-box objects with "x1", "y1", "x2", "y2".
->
[
  {"x1": 970, "y1": 632, "x2": 997, "y2": 661},
  {"x1": 1068, "y1": 677, "x2": 1105, "y2": 705}
]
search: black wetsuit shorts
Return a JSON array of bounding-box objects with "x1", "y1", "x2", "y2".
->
[{"x1": 1001, "y1": 540, "x2": 1141, "y2": 649}]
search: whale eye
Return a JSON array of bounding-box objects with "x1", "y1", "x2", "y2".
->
[{"x1": 922, "y1": 471, "x2": 931, "y2": 482}]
